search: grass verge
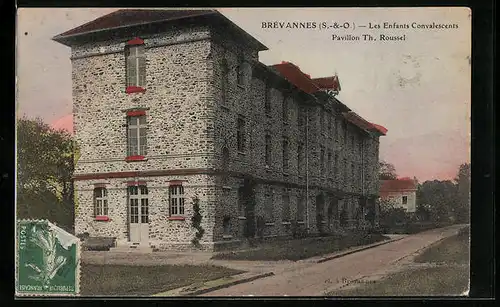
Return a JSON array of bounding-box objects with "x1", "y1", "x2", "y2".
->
[
  {"x1": 414, "y1": 226, "x2": 470, "y2": 264},
  {"x1": 328, "y1": 226, "x2": 470, "y2": 296},
  {"x1": 212, "y1": 233, "x2": 389, "y2": 261},
  {"x1": 81, "y1": 264, "x2": 244, "y2": 296},
  {"x1": 328, "y1": 265, "x2": 468, "y2": 296}
]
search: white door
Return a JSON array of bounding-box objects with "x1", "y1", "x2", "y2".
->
[{"x1": 129, "y1": 185, "x2": 149, "y2": 244}]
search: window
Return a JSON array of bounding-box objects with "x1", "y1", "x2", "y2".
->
[
  {"x1": 127, "y1": 115, "x2": 147, "y2": 157},
  {"x1": 328, "y1": 152, "x2": 332, "y2": 177},
  {"x1": 351, "y1": 163, "x2": 355, "y2": 186},
  {"x1": 237, "y1": 116, "x2": 245, "y2": 153},
  {"x1": 296, "y1": 196, "x2": 305, "y2": 221},
  {"x1": 223, "y1": 216, "x2": 231, "y2": 236},
  {"x1": 129, "y1": 185, "x2": 148, "y2": 223},
  {"x1": 335, "y1": 117, "x2": 339, "y2": 141},
  {"x1": 320, "y1": 109, "x2": 325, "y2": 133},
  {"x1": 126, "y1": 45, "x2": 146, "y2": 87},
  {"x1": 343, "y1": 158, "x2": 348, "y2": 186},
  {"x1": 298, "y1": 108, "x2": 305, "y2": 127},
  {"x1": 221, "y1": 60, "x2": 229, "y2": 105},
  {"x1": 297, "y1": 142, "x2": 304, "y2": 175},
  {"x1": 94, "y1": 187, "x2": 108, "y2": 217},
  {"x1": 265, "y1": 189, "x2": 274, "y2": 222},
  {"x1": 320, "y1": 146, "x2": 325, "y2": 176},
  {"x1": 237, "y1": 56, "x2": 245, "y2": 86},
  {"x1": 334, "y1": 153, "x2": 339, "y2": 178},
  {"x1": 265, "y1": 133, "x2": 272, "y2": 166},
  {"x1": 343, "y1": 121, "x2": 348, "y2": 140},
  {"x1": 282, "y1": 137, "x2": 289, "y2": 173},
  {"x1": 282, "y1": 191, "x2": 290, "y2": 222},
  {"x1": 264, "y1": 83, "x2": 272, "y2": 115},
  {"x1": 282, "y1": 95, "x2": 289, "y2": 123},
  {"x1": 328, "y1": 115, "x2": 332, "y2": 137},
  {"x1": 238, "y1": 186, "x2": 245, "y2": 217},
  {"x1": 169, "y1": 185, "x2": 185, "y2": 216},
  {"x1": 402, "y1": 196, "x2": 408, "y2": 205}
]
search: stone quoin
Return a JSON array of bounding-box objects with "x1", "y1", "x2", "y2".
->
[{"x1": 53, "y1": 9, "x2": 387, "y2": 251}]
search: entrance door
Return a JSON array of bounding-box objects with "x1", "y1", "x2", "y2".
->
[{"x1": 129, "y1": 185, "x2": 149, "y2": 244}]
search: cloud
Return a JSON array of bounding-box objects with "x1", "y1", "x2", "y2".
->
[{"x1": 50, "y1": 113, "x2": 73, "y2": 134}]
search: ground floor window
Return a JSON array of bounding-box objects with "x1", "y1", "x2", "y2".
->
[
  {"x1": 94, "y1": 187, "x2": 108, "y2": 216},
  {"x1": 296, "y1": 195, "x2": 305, "y2": 222},
  {"x1": 238, "y1": 186, "x2": 245, "y2": 217},
  {"x1": 223, "y1": 216, "x2": 231, "y2": 236},
  {"x1": 282, "y1": 191, "x2": 290, "y2": 222},
  {"x1": 169, "y1": 185, "x2": 185, "y2": 216},
  {"x1": 264, "y1": 189, "x2": 274, "y2": 222}
]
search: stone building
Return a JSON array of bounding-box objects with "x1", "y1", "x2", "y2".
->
[
  {"x1": 53, "y1": 9, "x2": 387, "y2": 251},
  {"x1": 380, "y1": 178, "x2": 418, "y2": 213}
]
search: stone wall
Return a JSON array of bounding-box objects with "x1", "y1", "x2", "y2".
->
[
  {"x1": 70, "y1": 21, "x2": 382, "y2": 250},
  {"x1": 72, "y1": 26, "x2": 215, "y2": 175},
  {"x1": 75, "y1": 174, "x2": 218, "y2": 250}
]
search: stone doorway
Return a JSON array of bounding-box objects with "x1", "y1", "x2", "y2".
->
[{"x1": 128, "y1": 185, "x2": 149, "y2": 245}]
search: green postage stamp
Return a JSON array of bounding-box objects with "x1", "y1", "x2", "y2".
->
[{"x1": 16, "y1": 219, "x2": 81, "y2": 296}]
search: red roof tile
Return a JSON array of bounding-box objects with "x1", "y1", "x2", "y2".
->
[
  {"x1": 271, "y1": 62, "x2": 321, "y2": 94},
  {"x1": 380, "y1": 179, "x2": 418, "y2": 193},
  {"x1": 370, "y1": 123, "x2": 388, "y2": 135},
  {"x1": 55, "y1": 9, "x2": 217, "y2": 38},
  {"x1": 343, "y1": 111, "x2": 388, "y2": 136},
  {"x1": 312, "y1": 75, "x2": 341, "y2": 91}
]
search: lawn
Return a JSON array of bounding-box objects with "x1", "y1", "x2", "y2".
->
[
  {"x1": 328, "y1": 226, "x2": 470, "y2": 296},
  {"x1": 414, "y1": 226, "x2": 470, "y2": 264},
  {"x1": 211, "y1": 233, "x2": 389, "y2": 261},
  {"x1": 80, "y1": 264, "x2": 244, "y2": 296},
  {"x1": 327, "y1": 265, "x2": 469, "y2": 296}
]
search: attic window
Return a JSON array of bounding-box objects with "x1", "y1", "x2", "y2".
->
[{"x1": 125, "y1": 42, "x2": 146, "y2": 92}]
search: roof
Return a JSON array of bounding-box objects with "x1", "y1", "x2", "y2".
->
[
  {"x1": 343, "y1": 111, "x2": 388, "y2": 136},
  {"x1": 271, "y1": 62, "x2": 322, "y2": 94},
  {"x1": 53, "y1": 9, "x2": 268, "y2": 50},
  {"x1": 55, "y1": 9, "x2": 216, "y2": 38},
  {"x1": 272, "y1": 62, "x2": 342, "y2": 94},
  {"x1": 380, "y1": 179, "x2": 418, "y2": 193},
  {"x1": 312, "y1": 75, "x2": 341, "y2": 92},
  {"x1": 271, "y1": 61, "x2": 387, "y2": 136}
]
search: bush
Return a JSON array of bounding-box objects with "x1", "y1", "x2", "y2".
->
[{"x1": 191, "y1": 197, "x2": 205, "y2": 248}]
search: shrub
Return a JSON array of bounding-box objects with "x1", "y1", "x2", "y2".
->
[{"x1": 191, "y1": 197, "x2": 205, "y2": 248}]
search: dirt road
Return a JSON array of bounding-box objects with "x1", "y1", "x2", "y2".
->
[{"x1": 200, "y1": 225, "x2": 466, "y2": 296}]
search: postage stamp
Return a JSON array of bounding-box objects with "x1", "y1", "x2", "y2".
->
[
  {"x1": 15, "y1": 7, "x2": 480, "y2": 297},
  {"x1": 16, "y1": 220, "x2": 80, "y2": 296}
]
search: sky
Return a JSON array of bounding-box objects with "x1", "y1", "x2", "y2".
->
[{"x1": 16, "y1": 7, "x2": 471, "y2": 182}]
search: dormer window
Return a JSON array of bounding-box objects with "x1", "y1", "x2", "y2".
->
[{"x1": 125, "y1": 41, "x2": 146, "y2": 92}]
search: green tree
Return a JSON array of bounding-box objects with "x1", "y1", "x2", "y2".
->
[
  {"x1": 17, "y1": 117, "x2": 75, "y2": 232},
  {"x1": 416, "y1": 180, "x2": 458, "y2": 223},
  {"x1": 379, "y1": 160, "x2": 398, "y2": 180},
  {"x1": 454, "y1": 163, "x2": 470, "y2": 223}
]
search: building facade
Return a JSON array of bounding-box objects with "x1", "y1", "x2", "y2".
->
[
  {"x1": 380, "y1": 178, "x2": 418, "y2": 213},
  {"x1": 54, "y1": 9, "x2": 387, "y2": 251}
]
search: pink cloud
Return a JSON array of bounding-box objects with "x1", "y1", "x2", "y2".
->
[{"x1": 50, "y1": 113, "x2": 73, "y2": 134}]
